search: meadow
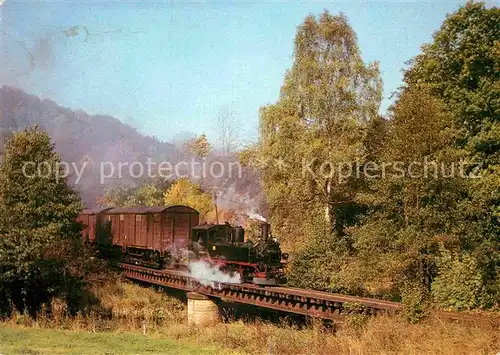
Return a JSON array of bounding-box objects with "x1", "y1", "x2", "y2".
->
[{"x1": 1, "y1": 280, "x2": 498, "y2": 355}]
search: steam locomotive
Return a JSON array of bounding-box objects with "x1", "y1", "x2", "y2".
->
[
  {"x1": 77, "y1": 205, "x2": 288, "y2": 285},
  {"x1": 191, "y1": 222, "x2": 288, "y2": 285}
]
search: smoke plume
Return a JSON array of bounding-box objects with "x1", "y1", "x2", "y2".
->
[
  {"x1": 188, "y1": 260, "x2": 241, "y2": 287},
  {"x1": 248, "y1": 211, "x2": 266, "y2": 222}
]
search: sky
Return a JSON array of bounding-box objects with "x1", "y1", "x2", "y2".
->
[{"x1": 1, "y1": 0, "x2": 475, "y2": 143}]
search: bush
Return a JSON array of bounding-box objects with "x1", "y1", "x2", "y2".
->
[
  {"x1": 401, "y1": 282, "x2": 430, "y2": 323},
  {"x1": 342, "y1": 302, "x2": 370, "y2": 331},
  {"x1": 287, "y1": 215, "x2": 365, "y2": 294},
  {"x1": 431, "y1": 249, "x2": 488, "y2": 311}
]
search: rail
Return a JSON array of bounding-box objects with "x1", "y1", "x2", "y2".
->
[{"x1": 118, "y1": 263, "x2": 498, "y2": 325}]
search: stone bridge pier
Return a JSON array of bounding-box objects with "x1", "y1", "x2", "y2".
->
[{"x1": 187, "y1": 292, "x2": 219, "y2": 326}]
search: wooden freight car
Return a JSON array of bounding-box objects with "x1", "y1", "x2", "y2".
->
[
  {"x1": 102, "y1": 205, "x2": 200, "y2": 266},
  {"x1": 76, "y1": 207, "x2": 112, "y2": 243}
]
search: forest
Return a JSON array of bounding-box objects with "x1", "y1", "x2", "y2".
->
[{"x1": 245, "y1": 2, "x2": 500, "y2": 314}]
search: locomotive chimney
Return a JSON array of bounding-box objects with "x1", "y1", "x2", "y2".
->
[{"x1": 260, "y1": 222, "x2": 270, "y2": 241}]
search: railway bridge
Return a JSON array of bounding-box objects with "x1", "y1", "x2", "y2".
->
[{"x1": 118, "y1": 263, "x2": 495, "y2": 326}]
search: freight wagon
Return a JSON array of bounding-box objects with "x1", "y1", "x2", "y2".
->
[
  {"x1": 76, "y1": 207, "x2": 112, "y2": 243},
  {"x1": 78, "y1": 205, "x2": 199, "y2": 266}
]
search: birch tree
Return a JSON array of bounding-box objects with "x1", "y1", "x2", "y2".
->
[{"x1": 258, "y1": 11, "x2": 382, "y2": 245}]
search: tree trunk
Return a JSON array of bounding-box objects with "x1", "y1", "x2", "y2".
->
[{"x1": 325, "y1": 179, "x2": 337, "y2": 232}]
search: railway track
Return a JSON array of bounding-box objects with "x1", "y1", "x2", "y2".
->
[{"x1": 118, "y1": 262, "x2": 499, "y2": 325}]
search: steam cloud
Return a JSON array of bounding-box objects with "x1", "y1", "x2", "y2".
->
[
  {"x1": 248, "y1": 212, "x2": 267, "y2": 222},
  {"x1": 188, "y1": 260, "x2": 241, "y2": 287}
]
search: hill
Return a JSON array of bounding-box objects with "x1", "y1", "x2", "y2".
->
[
  {"x1": 0, "y1": 86, "x2": 176, "y2": 207},
  {"x1": 0, "y1": 87, "x2": 267, "y2": 216}
]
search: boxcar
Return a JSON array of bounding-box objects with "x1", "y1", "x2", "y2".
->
[
  {"x1": 77, "y1": 207, "x2": 112, "y2": 242},
  {"x1": 103, "y1": 205, "x2": 200, "y2": 265}
]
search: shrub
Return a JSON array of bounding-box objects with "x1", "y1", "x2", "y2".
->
[
  {"x1": 287, "y1": 215, "x2": 365, "y2": 295},
  {"x1": 431, "y1": 249, "x2": 487, "y2": 311},
  {"x1": 401, "y1": 282, "x2": 430, "y2": 323}
]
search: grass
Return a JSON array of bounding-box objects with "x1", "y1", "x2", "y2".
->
[
  {"x1": 1, "y1": 278, "x2": 499, "y2": 355},
  {"x1": 0, "y1": 326, "x2": 221, "y2": 355}
]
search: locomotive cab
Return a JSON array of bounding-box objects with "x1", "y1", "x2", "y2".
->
[{"x1": 190, "y1": 223, "x2": 252, "y2": 262}]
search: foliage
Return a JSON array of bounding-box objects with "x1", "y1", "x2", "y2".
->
[
  {"x1": 163, "y1": 178, "x2": 213, "y2": 220},
  {"x1": 101, "y1": 177, "x2": 216, "y2": 222},
  {"x1": 342, "y1": 302, "x2": 370, "y2": 331},
  {"x1": 350, "y1": 87, "x2": 465, "y2": 297},
  {"x1": 431, "y1": 248, "x2": 488, "y2": 311},
  {"x1": 254, "y1": 10, "x2": 382, "y2": 249},
  {"x1": 400, "y1": 282, "x2": 430, "y2": 324},
  {"x1": 0, "y1": 126, "x2": 86, "y2": 316},
  {"x1": 401, "y1": 1, "x2": 500, "y2": 308},
  {"x1": 252, "y1": 5, "x2": 500, "y2": 312},
  {"x1": 185, "y1": 134, "x2": 211, "y2": 158},
  {"x1": 252, "y1": 4, "x2": 500, "y2": 312},
  {"x1": 242, "y1": 218, "x2": 262, "y2": 242},
  {"x1": 237, "y1": 145, "x2": 258, "y2": 167},
  {"x1": 287, "y1": 216, "x2": 337, "y2": 291},
  {"x1": 403, "y1": 3, "x2": 499, "y2": 304},
  {"x1": 134, "y1": 184, "x2": 165, "y2": 206},
  {"x1": 99, "y1": 186, "x2": 137, "y2": 207},
  {"x1": 99, "y1": 178, "x2": 172, "y2": 207},
  {"x1": 1, "y1": 2, "x2": 498, "y2": 320},
  {"x1": 404, "y1": 2, "x2": 499, "y2": 146},
  {"x1": 287, "y1": 215, "x2": 365, "y2": 294}
]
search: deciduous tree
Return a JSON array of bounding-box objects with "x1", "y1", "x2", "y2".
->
[
  {"x1": 350, "y1": 88, "x2": 464, "y2": 299},
  {"x1": 215, "y1": 108, "x2": 239, "y2": 157},
  {"x1": 185, "y1": 133, "x2": 211, "y2": 158},
  {"x1": 401, "y1": 1, "x2": 499, "y2": 307},
  {"x1": 256, "y1": 11, "x2": 382, "y2": 248},
  {"x1": 163, "y1": 178, "x2": 213, "y2": 220}
]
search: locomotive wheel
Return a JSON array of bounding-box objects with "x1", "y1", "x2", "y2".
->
[
  {"x1": 278, "y1": 277, "x2": 288, "y2": 285},
  {"x1": 156, "y1": 253, "x2": 166, "y2": 269},
  {"x1": 253, "y1": 277, "x2": 277, "y2": 286}
]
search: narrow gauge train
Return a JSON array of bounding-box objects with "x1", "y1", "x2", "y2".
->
[{"x1": 77, "y1": 205, "x2": 288, "y2": 285}]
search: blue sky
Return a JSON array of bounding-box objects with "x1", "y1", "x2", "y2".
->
[{"x1": 1, "y1": 1, "x2": 470, "y2": 143}]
